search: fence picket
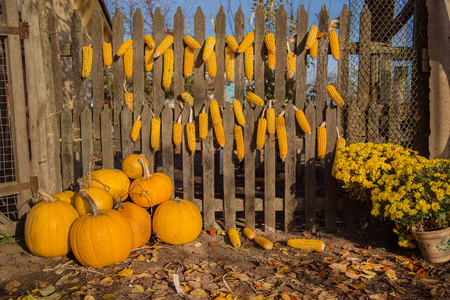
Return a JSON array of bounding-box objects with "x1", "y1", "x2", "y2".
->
[
  {"x1": 92, "y1": 9, "x2": 104, "y2": 140},
  {"x1": 295, "y1": 6, "x2": 308, "y2": 109},
  {"x1": 121, "y1": 106, "x2": 132, "y2": 159},
  {"x1": 285, "y1": 103, "x2": 296, "y2": 231},
  {"x1": 215, "y1": 7, "x2": 226, "y2": 102},
  {"x1": 223, "y1": 102, "x2": 235, "y2": 230},
  {"x1": 132, "y1": 8, "x2": 144, "y2": 121},
  {"x1": 234, "y1": 6, "x2": 245, "y2": 102},
  {"x1": 61, "y1": 108, "x2": 74, "y2": 189},
  {"x1": 305, "y1": 104, "x2": 316, "y2": 230},
  {"x1": 244, "y1": 105, "x2": 256, "y2": 230},
  {"x1": 202, "y1": 101, "x2": 215, "y2": 230},
  {"x1": 182, "y1": 104, "x2": 194, "y2": 201},
  {"x1": 71, "y1": 10, "x2": 84, "y2": 141},
  {"x1": 325, "y1": 105, "x2": 337, "y2": 232},
  {"x1": 141, "y1": 104, "x2": 153, "y2": 170},
  {"x1": 112, "y1": 8, "x2": 124, "y2": 144},
  {"x1": 81, "y1": 107, "x2": 94, "y2": 175},
  {"x1": 101, "y1": 106, "x2": 114, "y2": 169}
]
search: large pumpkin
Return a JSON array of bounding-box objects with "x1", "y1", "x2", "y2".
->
[
  {"x1": 70, "y1": 190, "x2": 134, "y2": 268},
  {"x1": 152, "y1": 197, "x2": 202, "y2": 245},
  {"x1": 117, "y1": 201, "x2": 152, "y2": 249},
  {"x1": 75, "y1": 186, "x2": 114, "y2": 216},
  {"x1": 25, "y1": 189, "x2": 79, "y2": 257},
  {"x1": 129, "y1": 158, "x2": 173, "y2": 208},
  {"x1": 122, "y1": 154, "x2": 149, "y2": 179},
  {"x1": 87, "y1": 169, "x2": 130, "y2": 202}
]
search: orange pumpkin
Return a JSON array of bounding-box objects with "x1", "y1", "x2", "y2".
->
[
  {"x1": 122, "y1": 154, "x2": 149, "y2": 179},
  {"x1": 88, "y1": 169, "x2": 130, "y2": 202},
  {"x1": 75, "y1": 186, "x2": 114, "y2": 216},
  {"x1": 44, "y1": 190, "x2": 77, "y2": 207},
  {"x1": 129, "y1": 158, "x2": 173, "y2": 208},
  {"x1": 117, "y1": 201, "x2": 152, "y2": 248}
]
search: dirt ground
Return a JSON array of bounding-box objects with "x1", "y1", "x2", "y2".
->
[{"x1": 1, "y1": 223, "x2": 450, "y2": 300}]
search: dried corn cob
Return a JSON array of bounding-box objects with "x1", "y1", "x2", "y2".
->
[
  {"x1": 254, "y1": 236, "x2": 273, "y2": 250},
  {"x1": 228, "y1": 228, "x2": 241, "y2": 248},
  {"x1": 266, "y1": 100, "x2": 275, "y2": 135},
  {"x1": 184, "y1": 35, "x2": 200, "y2": 50},
  {"x1": 123, "y1": 47, "x2": 133, "y2": 78},
  {"x1": 144, "y1": 35, "x2": 155, "y2": 49},
  {"x1": 268, "y1": 50, "x2": 276, "y2": 71},
  {"x1": 264, "y1": 32, "x2": 276, "y2": 54},
  {"x1": 244, "y1": 45, "x2": 254, "y2": 82},
  {"x1": 213, "y1": 121, "x2": 225, "y2": 148},
  {"x1": 181, "y1": 92, "x2": 194, "y2": 108},
  {"x1": 173, "y1": 113, "x2": 182, "y2": 146},
  {"x1": 310, "y1": 38, "x2": 318, "y2": 61},
  {"x1": 245, "y1": 92, "x2": 264, "y2": 107},
  {"x1": 276, "y1": 111, "x2": 288, "y2": 162},
  {"x1": 102, "y1": 43, "x2": 113, "y2": 66},
  {"x1": 151, "y1": 117, "x2": 161, "y2": 151},
  {"x1": 234, "y1": 125, "x2": 245, "y2": 162},
  {"x1": 210, "y1": 100, "x2": 222, "y2": 124},
  {"x1": 317, "y1": 121, "x2": 326, "y2": 159},
  {"x1": 225, "y1": 35, "x2": 239, "y2": 52},
  {"x1": 238, "y1": 31, "x2": 254, "y2": 53},
  {"x1": 186, "y1": 108, "x2": 196, "y2": 154},
  {"x1": 206, "y1": 50, "x2": 217, "y2": 78},
  {"x1": 225, "y1": 45, "x2": 235, "y2": 83},
  {"x1": 329, "y1": 30, "x2": 340, "y2": 61},
  {"x1": 145, "y1": 45, "x2": 154, "y2": 72},
  {"x1": 82, "y1": 46, "x2": 93, "y2": 79},
  {"x1": 286, "y1": 52, "x2": 295, "y2": 79},
  {"x1": 124, "y1": 92, "x2": 133, "y2": 112},
  {"x1": 305, "y1": 25, "x2": 318, "y2": 49},
  {"x1": 293, "y1": 105, "x2": 311, "y2": 135},
  {"x1": 153, "y1": 35, "x2": 174, "y2": 58},
  {"x1": 117, "y1": 39, "x2": 133, "y2": 56},
  {"x1": 184, "y1": 46, "x2": 195, "y2": 77},
  {"x1": 256, "y1": 115, "x2": 267, "y2": 150},
  {"x1": 326, "y1": 84, "x2": 344, "y2": 106},
  {"x1": 203, "y1": 36, "x2": 216, "y2": 61},
  {"x1": 130, "y1": 116, "x2": 141, "y2": 142},
  {"x1": 243, "y1": 227, "x2": 255, "y2": 240},
  {"x1": 162, "y1": 48, "x2": 174, "y2": 90},
  {"x1": 287, "y1": 239, "x2": 325, "y2": 251},
  {"x1": 232, "y1": 99, "x2": 245, "y2": 126},
  {"x1": 199, "y1": 106, "x2": 208, "y2": 140},
  {"x1": 331, "y1": 127, "x2": 346, "y2": 177}
]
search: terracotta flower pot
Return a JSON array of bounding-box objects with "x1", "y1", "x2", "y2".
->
[{"x1": 414, "y1": 227, "x2": 450, "y2": 263}]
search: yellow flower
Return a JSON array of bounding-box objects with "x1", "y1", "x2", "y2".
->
[{"x1": 431, "y1": 202, "x2": 441, "y2": 211}]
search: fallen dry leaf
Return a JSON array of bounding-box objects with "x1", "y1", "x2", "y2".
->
[{"x1": 130, "y1": 284, "x2": 144, "y2": 293}]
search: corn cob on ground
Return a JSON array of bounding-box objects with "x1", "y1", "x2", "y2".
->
[{"x1": 254, "y1": 236, "x2": 273, "y2": 250}]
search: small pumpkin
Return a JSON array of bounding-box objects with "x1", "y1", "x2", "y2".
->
[
  {"x1": 70, "y1": 190, "x2": 134, "y2": 268},
  {"x1": 117, "y1": 201, "x2": 152, "y2": 249},
  {"x1": 74, "y1": 186, "x2": 114, "y2": 216},
  {"x1": 41, "y1": 190, "x2": 77, "y2": 206},
  {"x1": 122, "y1": 154, "x2": 149, "y2": 179},
  {"x1": 87, "y1": 169, "x2": 130, "y2": 202},
  {"x1": 152, "y1": 197, "x2": 202, "y2": 245},
  {"x1": 25, "y1": 189, "x2": 79, "y2": 257},
  {"x1": 129, "y1": 157, "x2": 173, "y2": 208}
]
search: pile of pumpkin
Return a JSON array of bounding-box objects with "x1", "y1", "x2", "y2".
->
[{"x1": 24, "y1": 154, "x2": 202, "y2": 269}]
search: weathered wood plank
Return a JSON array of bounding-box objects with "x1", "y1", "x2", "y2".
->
[
  {"x1": 234, "y1": 6, "x2": 245, "y2": 103},
  {"x1": 141, "y1": 104, "x2": 154, "y2": 171},
  {"x1": 223, "y1": 102, "x2": 235, "y2": 230},
  {"x1": 173, "y1": 7, "x2": 184, "y2": 123},
  {"x1": 112, "y1": 8, "x2": 124, "y2": 144},
  {"x1": 337, "y1": 5, "x2": 350, "y2": 131},
  {"x1": 71, "y1": 9, "x2": 84, "y2": 140},
  {"x1": 325, "y1": 106, "x2": 337, "y2": 233},
  {"x1": 316, "y1": 5, "x2": 329, "y2": 124},
  {"x1": 284, "y1": 103, "x2": 296, "y2": 232},
  {"x1": 194, "y1": 7, "x2": 206, "y2": 114},
  {"x1": 92, "y1": 9, "x2": 104, "y2": 140},
  {"x1": 202, "y1": 101, "x2": 215, "y2": 230},
  {"x1": 274, "y1": 5, "x2": 287, "y2": 112},
  {"x1": 244, "y1": 105, "x2": 255, "y2": 230},
  {"x1": 182, "y1": 105, "x2": 194, "y2": 201},
  {"x1": 101, "y1": 105, "x2": 114, "y2": 169},
  {"x1": 61, "y1": 108, "x2": 74, "y2": 190},
  {"x1": 161, "y1": 104, "x2": 174, "y2": 198},
  {"x1": 254, "y1": 2, "x2": 265, "y2": 119},
  {"x1": 121, "y1": 106, "x2": 132, "y2": 159},
  {"x1": 214, "y1": 7, "x2": 226, "y2": 102},
  {"x1": 153, "y1": 8, "x2": 165, "y2": 116},
  {"x1": 295, "y1": 5, "x2": 308, "y2": 108},
  {"x1": 80, "y1": 107, "x2": 93, "y2": 175},
  {"x1": 132, "y1": 8, "x2": 144, "y2": 120},
  {"x1": 304, "y1": 104, "x2": 316, "y2": 230}
]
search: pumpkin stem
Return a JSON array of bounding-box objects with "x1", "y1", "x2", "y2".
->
[
  {"x1": 138, "y1": 157, "x2": 152, "y2": 179},
  {"x1": 37, "y1": 188, "x2": 56, "y2": 203},
  {"x1": 79, "y1": 190, "x2": 101, "y2": 216},
  {"x1": 174, "y1": 197, "x2": 182, "y2": 203}
]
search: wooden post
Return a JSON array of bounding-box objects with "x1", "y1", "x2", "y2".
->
[
  {"x1": 112, "y1": 8, "x2": 124, "y2": 151},
  {"x1": 92, "y1": 9, "x2": 104, "y2": 140}
]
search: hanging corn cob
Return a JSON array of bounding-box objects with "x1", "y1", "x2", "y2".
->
[
  {"x1": 310, "y1": 38, "x2": 318, "y2": 61},
  {"x1": 124, "y1": 92, "x2": 133, "y2": 112},
  {"x1": 276, "y1": 111, "x2": 288, "y2": 162},
  {"x1": 153, "y1": 35, "x2": 174, "y2": 58},
  {"x1": 232, "y1": 99, "x2": 245, "y2": 126},
  {"x1": 254, "y1": 236, "x2": 273, "y2": 250},
  {"x1": 256, "y1": 108, "x2": 267, "y2": 150},
  {"x1": 130, "y1": 115, "x2": 142, "y2": 142},
  {"x1": 331, "y1": 127, "x2": 346, "y2": 177},
  {"x1": 184, "y1": 46, "x2": 195, "y2": 77},
  {"x1": 225, "y1": 35, "x2": 239, "y2": 52},
  {"x1": 228, "y1": 228, "x2": 241, "y2": 248},
  {"x1": 81, "y1": 46, "x2": 93, "y2": 79},
  {"x1": 238, "y1": 31, "x2": 254, "y2": 53},
  {"x1": 268, "y1": 51, "x2": 276, "y2": 71},
  {"x1": 123, "y1": 47, "x2": 133, "y2": 78},
  {"x1": 203, "y1": 36, "x2": 216, "y2": 61},
  {"x1": 210, "y1": 100, "x2": 222, "y2": 124},
  {"x1": 245, "y1": 92, "x2": 264, "y2": 107},
  {"x1": 102, "y1": 43, "x2": 113, "y2": 66},
  {"x1": 225, "y1": 45, "x2": 235, "y2": 83},
  {"x1": 199, "y1": 106, "x2": 208, "y2": 140},
  {"x1": 144, "y1": 35, "x2": 155, "y2": 49},
  {"x1": 293, "y1": 105, "x2": 311, "y2": 135},
  {"x1": 181, "y1": 92, "x2": 194, "y2": 108},
  {"x1": 266, "y1": 100, "x2": 275, "y2": 135},
  {"x1": 206, "y1": 50, "x2": 217, "y2": 78},
  {"x1": 329, "y1": 30, "x2": 340, "y2": 61},
  {"x1": 184, "y1": 35, "x2": 200, "y2": 50},
  {"x1": 186, "y1": 108, "x2": 196, "y2": 154},
  {"x1": 144, "y1": 45, "x2": 154, "y2": 72},
  {"x1": 151, "y1": 116, "x2": 161, "y2": 151},
  {"x1": 234, "y1": 125, "x2": 245, "y2": 162},
  {"x1": 264, "y1": 32, "x2": 276, "y2": 55},
  {"x1": 305, "y1": 25, "x2": 318, "y2": 49},
  {"x1": 244, "y1": 45, "x2": 254, "y2": 82},
  {"x1": 213, "y1": 121, "x2": 225, "y2": 148},
  {"x1": 317, "y1": 121, "x2": 326, "y2": 159},
  {"x1": 326, "y1": 84, "x2": 345, "y2": 106},
  {"x1": 286, "y1": 52, "x2": 295, "y2": 79},
  {"x1": 162, "y1": 48, "x2": 174, "y2": 91},
  {"x1": 117, "y1": 39, "x2": 133, "y2": 56},
  {"x1": 243, "y1": 227, "x2": 255, "y2": 240},
  {"x1": 287, "y1": 239, "x2": 325, "y2": 251},
  {"x1": 173, "y1": 112, "x2": 182, "y2": 146}
]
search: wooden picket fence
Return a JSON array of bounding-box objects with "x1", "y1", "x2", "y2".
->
[{"x1": 34, "y1": 2, "x2": 355, "y2": 233}]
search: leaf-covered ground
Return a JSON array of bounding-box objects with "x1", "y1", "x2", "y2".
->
[{"x1": 1, "y1": 226, "x2": 449, "y2": 300}]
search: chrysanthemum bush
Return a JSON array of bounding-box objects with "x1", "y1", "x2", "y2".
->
[{"x1": 334, "y1": 143, "x2": 450, "y2": 247}]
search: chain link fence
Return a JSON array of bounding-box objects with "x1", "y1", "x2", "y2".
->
[{"x1": 343, "y1": 0, "x2": 427, "y2": 149}]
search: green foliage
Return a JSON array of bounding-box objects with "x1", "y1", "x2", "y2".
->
[{"x1": 0, "y1": 230, "x2": 12, "y2": 244}]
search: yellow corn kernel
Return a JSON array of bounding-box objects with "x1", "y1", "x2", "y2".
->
[
  {"x1": 329, "y1": 30, "x2": 340, "y2": 61},
  {"x1": 266, "y1": 101, "x2": 275, "y2": 135},
  {"x1": 203, "y1": 36, "x2": 216, "y2": 61},
  {"x1": 199, "y1": 112, "x2": 208, "y2": 140},
  {"x1": 151, "y1": 117, "x2": 161, "y2": 151},
  {"x1": 238, "y1": 31, "x2": 254, "y2": 53},
  {"x1": 184, "y1": 35, "x2": 200, "y2": 50},
  {"x1": 210, "y1": 100, "x2": 222, "y2": 124},
  {"x1": 305, "y1": 25, "x2": 318, "y2": 49},
  {"x1": 162, "y1": 48, "x2": 174, "y2": 91},
  {"x1": 245, "y1": 92, "x2": 264, "y2": 107},
  {"x1": 124, "y1": 92, "x2": 133, "y2": 112},
  {"x1": 102, "y1": 43, "x2": 112, "y2": 66},
  {"x1": 123, "y1": 47, "x2": 133, "y2": 78},
  {"x1": 81, "y1": 46, "x2": 93, "y2": 79},
  {"x1": 144, "y1": 35, "x2": 155, "y2": 49},
  {"x1": 310, "y1": 38, "x2": 318, "y2": 61},
  {"x1": 243, "y1": 227, "x2": 255, "y2": 240},
  {"x1": 254, "y1": 236, "x2": 273, "y2": 250},
  {"x1": 287, "y1": 239, "x2": 325, "y2": 251},
  {"x1": 130, "y1": 117, "x2": 141, "y2": 142},
  {"x1": 276, "y1": 115, "x2": 288, "y2": 162},
  {"x1": 225, "y1": 35, "x2": 239, "y2": 52},
  {"x1": 268, "y1": 50, "x2": 276, "y2": 71},
  {"x1": 317, "y1": 122, "x2": 326, "y2": 159},
  {"x1": 173, "y1": 122, "x2": 182, "y2": 146},
  {"x1": 225, "y1": 45, "x2": 235, "y2": 83},
  {"x1": 117, "y1": 39, "x2": 133, "y2": 56},
  {"x1": 186, "y1": 122, "x2": 196, "y2": 154},
  {"x1": 244, "y1": 45, "x2": 253, "y2": 82},
  {"x1": 145, "y1": 45, "x2": 154, "y2": 72},
  {"x1": 286, "y1": 52, "x2": 295, "y2": 79},
  {"x1": 228, "y1": 228, "x2": 241, "y2": 248},
  {"x1": 293, "y1": 105, "x2": 311, "y2": 135},
  {"x1": 234, "y1": 125, "x2": 245, "y2": 162},
  {"x1": 256, "y1": 118, "x2": 267, "y2": 150},
  {"x1": 232, "y1": 100, "x2": 245, "y2": 126},
  {"x1": 264, "y1": 32, "x2": 276, "y2": 55},
  {"x1": 181, "y1": 92, "x2": 194, "y2": 108},
  {"x1": 213, "y1": 121, "x2": 225, "y2": 148},
  {"x1": 326, "y1": 84, "x2": 345, "y2": 106},
  {"x1": 153, "y1": 35, "x2": 174, "y2": 58},
  {"x1": 206, "y1": 50, "x2": 217, "y2": 78},
  {"x1": 184, "y1": 46, "x2": 195, "y2": 77},
  {"x1": 331, "y1": 127, "x2": 346, "y2": 177}
]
